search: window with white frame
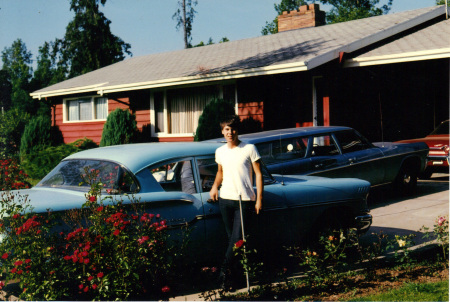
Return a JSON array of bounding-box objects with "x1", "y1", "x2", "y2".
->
[
  {"x1": 65, "y1": 97, "x2": 108, "y2": 122},
  {"x1": 151, "y1": 85, "x2": 236, "y2": 136}
]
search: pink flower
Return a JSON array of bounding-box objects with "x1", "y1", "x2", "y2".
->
[
  {"x1": 161, "y1": 286, "x2": 170, "y2": 293},
  {"x1": 0, "y1": 281, "x2": 5, "y2": 289},
  {"x1": 137, "y1": 236, "x2": 149, "y2": 245},
  {"x1": 438, "y1": 217, "x2": 446, "y2": 226}
]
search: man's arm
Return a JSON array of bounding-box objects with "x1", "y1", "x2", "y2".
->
[
  {"x1": 209, "y1": 164, "x2": 223, "y2": 202},
  {"x1": 252, "y1": 159, "x2": 263, "y2": 214}
]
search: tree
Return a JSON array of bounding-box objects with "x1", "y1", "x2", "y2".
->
[
  {"x1": 0, "y1": 70, "x2": 12, "y2": 112},
  {"x1": 0, "y1": 108, "x2": 30, "y2": 157},
  {"x1": 56, "y1": 0, "x2": 132, "y2": 79},
  {"x1": 321, "y1": 0, "x2": 393, "y2": 24},
  {"x1": 100, "y1": 108, "x2": 137, "y2": 146},
  {"x1": 30, "y1": 41, "x2": 66, "y2": 91},
  {"x1": 262, "y1": 0, "x2": 307, "y2": 35},
  {"x1": 194, "y1": 98, "x2": 235, "y2": 141},
  {"x1": 436, "y1": 0, "x2": 449, "y2": 5},
  {"x1": 1, "y1": 39, "x2": 35, "y2": 114},
  {"x1": 173, "y1": 0, "x2": 198, "y2": 48}
]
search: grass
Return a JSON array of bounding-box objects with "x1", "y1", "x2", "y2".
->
[{"x1": 349, "y1": 280, "x2": 449, "y2": 301}]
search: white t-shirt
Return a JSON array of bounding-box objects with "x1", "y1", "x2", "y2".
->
[{"x1": 215, "y1": 141, "x2": 261, "y2": 201}]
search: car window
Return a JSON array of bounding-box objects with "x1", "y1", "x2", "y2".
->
[
  {"x1": 151, "y1": 160, "x2": 197, "y2": 194},
  {"x1": 311, "y1": 135, "x2": 340, "y2": 156},
  {"x1": 197, "y1": 158, "x2": 218, "y2": 192},
  {"x1": 333, "y1": 130, "x2": 371, "y2": 154},
  {"x1": 256, "y1": 137, "x2": 308, "y2": 164},
  {"x1": 37, "y1": 159, "x2": 138, "y2": 194}
]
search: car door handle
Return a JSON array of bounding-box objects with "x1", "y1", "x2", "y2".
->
[{"x1": 348, "y1": 157, "x2": 357, "y2": 164}]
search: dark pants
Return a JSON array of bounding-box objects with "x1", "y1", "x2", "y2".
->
[{"x1": 219, "y1": 198, "x2": 252, "y2": 276}]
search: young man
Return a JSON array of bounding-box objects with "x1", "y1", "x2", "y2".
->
[{"x1": 209, "y1": 116, "x2": 263, "y2": 290}]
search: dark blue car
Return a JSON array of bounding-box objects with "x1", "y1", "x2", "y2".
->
[{"x1": 209, "y1": 126, "x2": 429, "y2": 195}]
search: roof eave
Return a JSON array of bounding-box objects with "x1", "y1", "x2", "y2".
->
[{"x1": 30, "y1": 62, "x2": 307, "y2": 99}]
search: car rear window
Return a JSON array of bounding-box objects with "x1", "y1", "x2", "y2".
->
[{"x1": 37, "y1": 159, "x2": 138, "y2": 194}]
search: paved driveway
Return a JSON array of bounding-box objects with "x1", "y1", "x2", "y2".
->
[{"x1": 361, "y1": 173, "x2": 449, "y2": 246}]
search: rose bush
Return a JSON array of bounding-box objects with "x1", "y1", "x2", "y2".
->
[
  {"x1": 0, "y1": 158, "x2": 30, "y2": 191},
  {"x1": 0, "y1": 168, "x2": 184, "y2": 301}
]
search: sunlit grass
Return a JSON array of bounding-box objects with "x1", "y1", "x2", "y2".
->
[{"x1": 349, "y1": 280, "x2": 449, "y2": 301}]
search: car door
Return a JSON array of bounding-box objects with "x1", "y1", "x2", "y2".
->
[
  {"x1": 136, "y1": 158, "x2": 214, "y2": 261},
  {"x1": 308, "y1": 134, "x2": 349, "y2": 177},
  {"x1": 332, "y1": 130, "x2": 385, "y2": 186}
]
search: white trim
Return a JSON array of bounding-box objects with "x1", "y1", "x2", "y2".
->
[
  {"x1": 344, "y1": 48, "x2": 450, "y2": 67},
  {"x1": 32, "y1": 83, "x2": 108, "y2": 100},
  {"x1": 62, "y1": 95, "x2": 108, "y2": 123}
]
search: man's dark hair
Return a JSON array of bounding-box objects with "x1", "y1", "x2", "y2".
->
[{"x1": 220, "y1": 115, "x2": 240, "y2": 130}]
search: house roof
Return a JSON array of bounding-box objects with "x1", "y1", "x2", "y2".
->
[
  {"x1": 345, "y1": 17, "x2": 450, "y2": 67},
  {"x1": 31, "y1": 6, "x2": 446, "y2": 99}
]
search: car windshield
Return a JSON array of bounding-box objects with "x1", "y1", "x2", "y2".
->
[
  {"x1": 37, "y1": 159, "x2": 138, "y2": 193},
  {"x1": 430, "y1": 121, "x2": 449, "y2": 135}
]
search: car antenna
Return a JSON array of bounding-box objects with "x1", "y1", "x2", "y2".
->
[{"x1": 279, "y1": 132, "x2": 285, "y2": 185}]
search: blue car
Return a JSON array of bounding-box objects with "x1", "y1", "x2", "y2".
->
[
  {"x1": 8, "y1": 142, "x2": 372, "y2": 261},
  {"x1": 209, "y1": 126, "x2": 429, "y2": 195}
]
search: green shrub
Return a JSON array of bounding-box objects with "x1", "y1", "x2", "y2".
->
[
  {"x1": 100, "y1": 108, "x2": 137, "y2": 147},
  {"x1": 0, "y1": 108, "x2": 30, "y2": 158},
  {"x1": 20, "y1": 138, "x2": 97, "y2": 181},
  {"x1": 194, "y1": 98, "x2": 235, "y2": 141},
  {"x1": 19, "y1": 115, "x2": 52, "y2": 156}
]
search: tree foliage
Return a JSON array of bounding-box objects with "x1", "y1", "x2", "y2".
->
[
  {"x1": 173, "y1": 0, "x2": 198, "y2": 48},
  {"x1": 1, "y1": 39, "x2": 35, "y2": 114},
  {"x1": 194, "y1": 98, "x2": 236, "y2": 141},
  {"x1": 436, "y1": 0, "x2": 449, "y2": 5},
  {"x1": 100, "y1": 108, "x2": 137, "y2": 147},
  {"x1": 322, "y1": 0, "x2": 393, "y2": 24},
  {"x1": 54, "y1": 0, "x2": 132, "y2": 79}
]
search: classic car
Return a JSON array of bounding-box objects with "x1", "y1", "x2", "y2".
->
[
  {"x1": 208, "y1": 126, "x2": 429, "y2": 195},
  {"x1": 5, "y1": 142, "x2": 372, "y2": 262},
  {"x1": 397, "y1": 120, "x2": 449, "y2": 179}
]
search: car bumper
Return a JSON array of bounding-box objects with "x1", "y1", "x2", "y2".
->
[
  {"x1": 426, "y1": 155, "x2": 449, "y2": 168},
  {"x1": 354, "y1": 213, "x2": 372, "y2": 234}
]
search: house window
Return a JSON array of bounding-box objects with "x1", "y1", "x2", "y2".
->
[
  {"x1": 65, "y1": 97, "x2": 108, "y2": 122},
  {"x1": 151, "y1": 85, "x2": 235, "y2": 137}
]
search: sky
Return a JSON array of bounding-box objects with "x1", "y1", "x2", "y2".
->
[{"x1": 0, "y1": 0, "x2": 439, "y2": 69}]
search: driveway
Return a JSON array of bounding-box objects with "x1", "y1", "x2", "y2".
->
[{"x1": 361, "y1": 173, "x2": 449, "y2": 246}]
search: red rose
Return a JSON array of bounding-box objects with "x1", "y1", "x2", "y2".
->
[
  {"x1": 79, "y1": 284, "x2": 84, "y2": 290},
  {"x1": 161, "y1": 286, "x2": 170, "y2": 293},
  {"x1": 96, "y1": 206, "x2": 104, "y2": 212},
  {"x1": 92, "y1": 284, "x2": 98, "y2": 290},
  {"x1": 25, "y1": 259, "x2": 31, "y2": 264},
  {"x1": 113, "y1": 229, "x2": 120, "y2": 236},
  {"x1": 88, "y1": 276, "x2": 93, "y2": 281},
  {"x1": 14, "y1": 260, "x2": 23, "y2": 266},
  {"x1": 97, "y1": 272, "x2": 104, "y2": 278},
  {"x1": 84, "y1": 286, "x2": 89, "y2": 292},
  {"x1": 1, "y1": 253, "x2": 8, "y2": 259},
  {"x1": 89, "y1": 196, "x2": 97, "y2": 202},
  {"x1": 84, "y1": 258, "x2": 90, "y2": 264}
]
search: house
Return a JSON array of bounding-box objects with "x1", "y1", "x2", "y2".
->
[{"x1": 30, "y1": 5, "x2": 449, "y2": 144}]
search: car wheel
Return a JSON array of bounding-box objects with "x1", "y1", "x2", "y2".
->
[{"x1": 394, "y1": 164, "x2": 418, "y2": 195}]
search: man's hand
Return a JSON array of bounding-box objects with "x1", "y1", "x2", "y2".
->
[
  {"x1": 255, "y1": 199, "x2": 262, "y2": 214},
  {"x1": 209, "y1": 186, "x2": 219, "y2": 202}
]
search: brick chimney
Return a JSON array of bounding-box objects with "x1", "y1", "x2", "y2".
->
[{"x1": 278, "y1": 4, "x2": 325, "y2": 32}]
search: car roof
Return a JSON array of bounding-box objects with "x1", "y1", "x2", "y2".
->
[
  {"x1": 206, "y1": 126, "x2": 352, "y2": 144},
  {"x1": 64, "y1": 142, "x2": 221, "y2": 173}
]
